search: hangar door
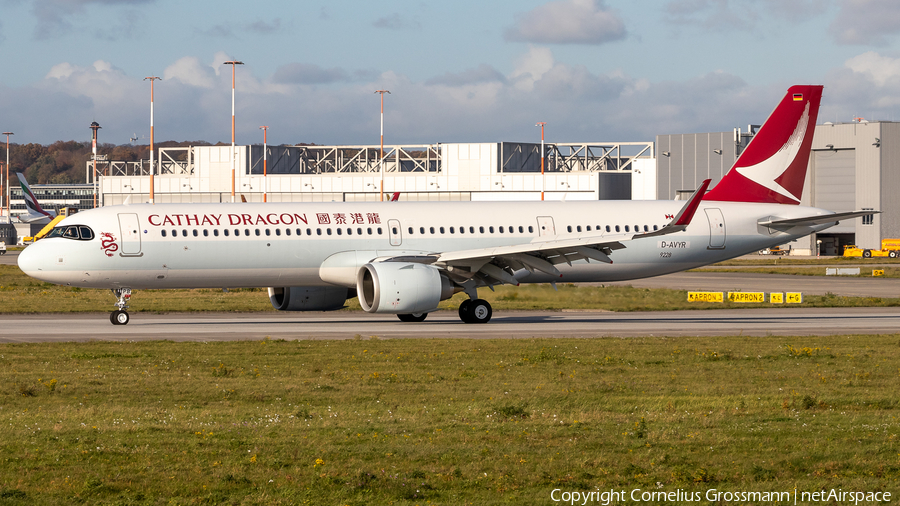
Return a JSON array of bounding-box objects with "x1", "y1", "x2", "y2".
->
[{"x1": 814, "y1": 150, "x2": 855, "y2": 233}]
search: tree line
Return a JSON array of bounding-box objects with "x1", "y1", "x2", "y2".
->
[{"x1": 4, "y1": 141, "x2": 213, "y2": 185}]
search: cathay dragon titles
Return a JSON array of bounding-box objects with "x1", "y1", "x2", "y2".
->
[{"x1": 18, "y1": 86, "x2": 873, "y2": 325}]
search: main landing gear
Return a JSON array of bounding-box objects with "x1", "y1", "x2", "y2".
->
[
  {"x1": 395, "y1": 298, "x2": 493, "y2": 324},
  {"x1": 458, "y1": 298, "x2": 492, "y2": 324},
  {"x1": 110, "y1": 288, "x2": 132, "y2": 325}
]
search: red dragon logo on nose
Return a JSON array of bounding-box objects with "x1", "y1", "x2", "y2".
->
[{"x1": 100, "y1": 232, "x2": 119, "y2": 257}]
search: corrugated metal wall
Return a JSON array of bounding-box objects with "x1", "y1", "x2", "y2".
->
[{"x1": 654, "y1": 132, "x2": 737, "y2": 199}]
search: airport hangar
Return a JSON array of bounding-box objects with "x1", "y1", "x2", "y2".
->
[{"x1": 6, "y1": 121, "x2": 896, "y2": 255}]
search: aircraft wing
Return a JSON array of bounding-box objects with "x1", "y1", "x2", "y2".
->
[
  {"x1": 759, "y1": 210, "x2": 879, "y2": 229},
  {"x1": 381, "y1": 180, "x2": 710, "y2": 286}
]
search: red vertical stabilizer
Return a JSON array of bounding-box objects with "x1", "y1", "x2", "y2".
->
[{"x1": 703, "y1": 85, "x2": 823, "y2": 204}]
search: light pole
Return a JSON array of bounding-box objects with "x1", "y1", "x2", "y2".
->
[
  {"x1": 144, "y1": 76, "x2": 160, "y2": 204},
  {"x1": 90, "y1": 123, "x2": 101, "y2": 207},
  {"x1": 259, "y1": 126, "x2": 268, "y2": 202},
  {"x1": 536, "y1": 122, "x2": 546, "y2": 201},
  {"x1": 2, "y1": 132, "x2": 11, "y2": 222},
  {"x1": 224, "y1": 60, "x2": 244, "y2": 203},
  {"x1": 374, "y1": 89, "x2": 390, "y2": 201}
]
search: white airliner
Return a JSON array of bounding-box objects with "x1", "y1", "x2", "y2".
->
[
  {"x1": 18, "y1": 85, "x2": 873, "y2": 325},
  {"x1": 15, "y1": 172, "x2": 58, "y2": 224}
]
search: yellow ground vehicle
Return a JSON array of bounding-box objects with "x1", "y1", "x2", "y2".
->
[{"x1": 843, "y1": 239, "x2": 900, "y2": 258}]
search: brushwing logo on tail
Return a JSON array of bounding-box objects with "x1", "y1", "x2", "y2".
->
[{"x1": 734, "y1": 102, "x2": 809, "y2": 204}]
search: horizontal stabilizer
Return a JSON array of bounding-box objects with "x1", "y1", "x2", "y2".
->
[{"x1": 759, "y1": 210, "x2": 879, "y2": 228}]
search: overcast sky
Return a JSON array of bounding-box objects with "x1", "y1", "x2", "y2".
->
[{"x1": 1, "y1": 0, "x2": 900, "y2": 146}]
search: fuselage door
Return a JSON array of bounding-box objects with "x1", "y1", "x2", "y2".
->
[
  {"x1": 536, "y1": 216, "x2": 555, "y2": 237},
  {"x1": 388, "y1": 219, "x2": 402, "y2": 246},
  {"x1": 705, "y1": 208, "x2": 726, "y2": 249},
  {"x1": 117, "y1": 213, "x2": 143, "y2": 256}
]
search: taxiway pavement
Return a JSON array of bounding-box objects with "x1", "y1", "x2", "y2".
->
[{"x1": 2, "y1": 307, "x2": 898, "y2": 342}]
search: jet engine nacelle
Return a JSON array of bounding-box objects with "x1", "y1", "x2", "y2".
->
[
  {"x1": 357, "y1": 262, "x2": 456, "y2": 314},
  {"x1": 267, "y1": 286, "x2": 351, "y2": 311}
]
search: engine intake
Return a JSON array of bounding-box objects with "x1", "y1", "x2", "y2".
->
[
  {"x1": 357, "y1": 262, "x2": 455, "y2": 314},
  {"x1": 268, "y1": 286, "x2": 351, "y2": 311}
]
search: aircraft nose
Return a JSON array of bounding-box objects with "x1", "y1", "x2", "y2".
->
[{"x1": 17, "y1": 242, "x2": 48, "y2": 278}]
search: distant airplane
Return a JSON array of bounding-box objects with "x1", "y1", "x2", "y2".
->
[
  {"x1": 15, "y1": 173, "x2": 57, "y2": 224},
  {"x1": 18, "y1": 85, "x2": 874, "y2": 326}
]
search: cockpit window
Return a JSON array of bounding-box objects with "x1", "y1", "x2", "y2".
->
[{"x1": 48, "y1": 225, "x2": 95, "y2": 241}]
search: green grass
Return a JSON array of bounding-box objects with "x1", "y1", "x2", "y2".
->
[
  {"x1": 0, "y1": 336, "x2": 897, "y2": 504},
  {"x1": 3, "y1": 264, "x2": 900, "y2": 314}
]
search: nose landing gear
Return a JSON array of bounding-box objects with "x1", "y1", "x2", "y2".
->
[{"x1": 110, "y1": 288, "x2": 132, "y2": 325}]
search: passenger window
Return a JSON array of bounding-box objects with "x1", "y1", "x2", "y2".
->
[
  {"x1": 644, "y1": 225, "x2": 649, "y2": 232},
  {"x1": 499, "y1": 226, "x2": 504, "y2": 233},
  {"x1": 489, "y1": 226, "x2": 494, "y2": 233},
  {"x1": 192, "y1": 230, "x2": 198, "y2": 237},
  {"x1": 316, "y1": 229, "x2": 322, "y2": 236},
  {"x1": 224, "y1": 229, "x2": 230, "y2": 237},
  {"x1": 244, "y1": 229, "x2": 250, "y2": 236},
  {"x1": 479, "y1": 226, "x2": 484, "y2": 233},
  {"x1": 528, "y1": 226, "x2": 533, "y2": 233},
  {"x1": 255, "y1": 229, "x2": 261, "y2": 236},
  {"x1": 377, "y1": 227, "x2": 382, "y2": 235},
  {"x1": 450, "y1": 227, "x2": 455, "y2": 234},
  {"x1": 234, "y1": 229, "x2": 240, "y2": 236},
  {"x1": 518, "y1": 226, "x2": 524, "y2": 233},
  {"x1": 295, "y1": 228, "x2": 301, "y2": 236},
  {"x1": 408, "y1": 227, "x2": 413, "y2": 234},
  {"x1": 429, "y1": 227, "x2": 435, "y2": 234},
  {"x1": 567, "y1": 226, "x2": 572, "y2": 233},
  {"x1": 470, "y1": 227, "x2": 475, "y2": 234},
  {"x1": 79, "y1": 226, "x2": 94, "y2": 240},
  {"x1": 586, "y1": 226, "x2": 591, "y2": 231},
  {"x1": 606, "y1": 225, "x2": 611, "y2": 232},
  {"x1": 337, "y1": 228, "x2": 342, "y2": 235},
  {"x1": 440, "y1": 227, "x2": 445, "y2": 234},
  {"x1": 276, "y1": 229, "x2": 281, "y2": 236},
  {"x1": 615, "y1": 225, "x2": 620, "y2": 232},
  {"x1": 202, "y1": 230, "x2": 208, "y2": 237},
  {"x1": 392, "y1": 227, "x2": 398, "y2": 234},
  {"x1": 161, "y1": 230, "x2": 167, "y2": 237},
  {"x1": 367, "y1": 228, "x2": 372, "y2": 235},
  {"x1": 653, "y1": 225, "x2": 658, "y2": 231},
  {"x1": 357, "y1": 228, "x2": 362, "y2": 235},
  {"x1": 420, "y1": 227, "x2": 425, "y2": 234},
  {"x1": 459, "y1": 227, "x2": 465, "y2": 234},
  {"x1": 577, "y1": 226, "x2": 582, "y2": 232},
  {"x1": 214, "y1": 229, "x2": 219, "y2": 237},
  {"x1": 625, "y1": 226, "x2": 630, "y2": 232},
  {"x1": 265, "y1": 229, "x2": 271, "y2": 236}
]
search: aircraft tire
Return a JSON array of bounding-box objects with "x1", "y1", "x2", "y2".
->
[
  {"x1": 465, "y1": 299, "x2": 492, "y2": 324},
  {"x1": 863, "y1": 250, "x2": 872, "y2": 258},
  {"x1": 397, "y1": 313, "x2": 427, "y2": 323},
  {"x1": 458, "y1": 300, "x2": 473, "y2": 323},
  {"x1": 890, "y1": 251, "x2": 898, "y2": 258},
  {"x1": 110, "y1": 310, "x2": 130, "y2": 325}
]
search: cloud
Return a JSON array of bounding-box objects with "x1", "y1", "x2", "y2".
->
[
  {"x1": 829, "y1": 0, "x2": 900, "y2": 45},
  {"x1": 664, "y1": 0, "x2": 821, "y2": 32},
  {"x1": 247, "y1": 18, "x2": 282, "y2": 34},
  {"x1": 426, "y1": 64, "x2": 507, "y2": 87},
  {"x1": 30, "y1": 0, "x2": 155, "y2": 39},
  {"x1": 373, "y1": 13, "x2": 420, "y2": 31},
  {"x1": 163, "y1": 56, "x2": 217, "y2": 88},
  {"x1": 504, "y1": 0, "x2": 626, "y2": 45}
]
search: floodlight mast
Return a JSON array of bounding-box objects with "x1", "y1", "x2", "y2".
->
[
  {"x1": 224, "y1": 60, "x2": 244, "y2": 203},
  {"x1": 260, "y1": 126, "x2": 269, "y2": 202},
  {"x1": 144, "y1": 76, "x2": 161, "y2": 204},
  {"x1": 375, "y1": 90, "x2": 390, "y2": 201},
  {"x1": 2, "y1": 132, "x2": 12, "y2": 223},
  {"x1": 536, "y1": 122, "x2": 547, "y2": 201}
]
